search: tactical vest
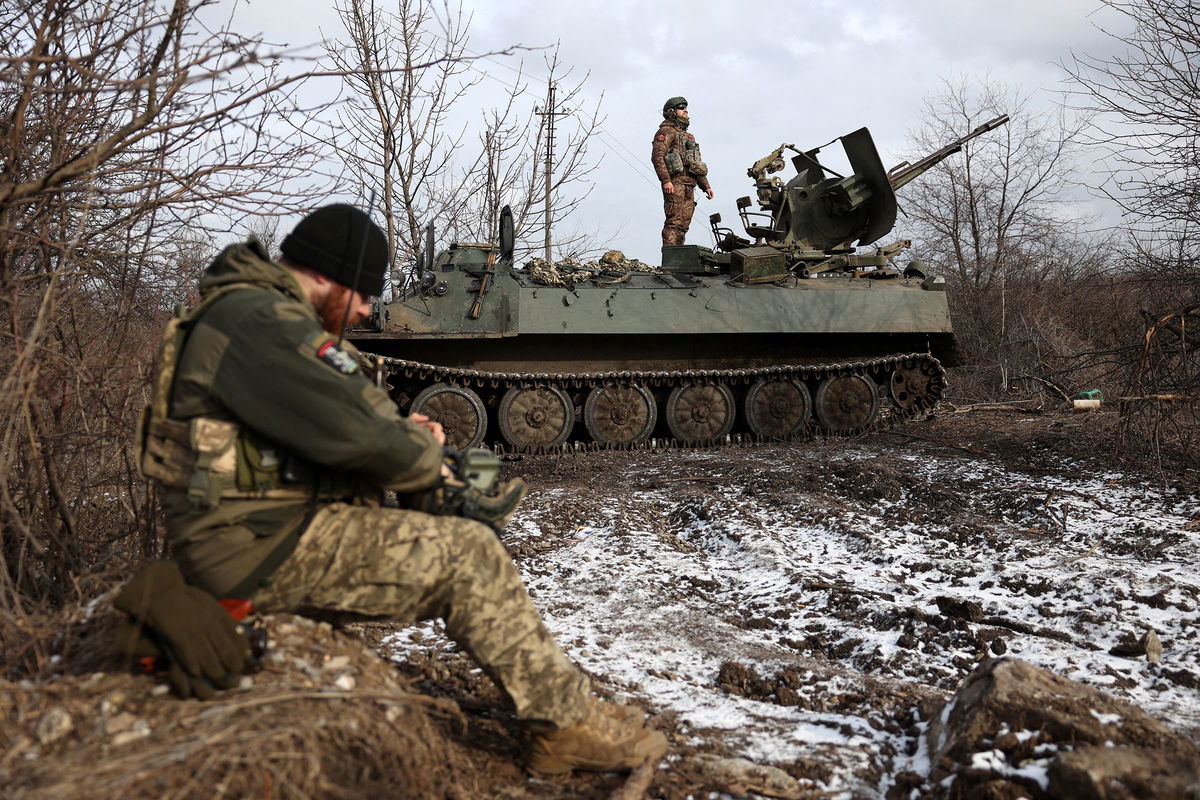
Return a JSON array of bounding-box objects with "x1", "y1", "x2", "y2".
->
[
  {"x1": 136, "y1": 283, "x2": 351, "y2": 509},
  {"x1": 663, "y1": 125, "x2": 708, "y2": 180}
]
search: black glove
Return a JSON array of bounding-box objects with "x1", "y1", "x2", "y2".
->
[
  {"x1": 114, "y1": 561, "x2": 251, "y2": 699},
  {"x1": 402, "y1": 447, "x2": 528, "y2": 532},
  {"x1": 407, "y1": 475, "x2": 528, "y2": 531}
]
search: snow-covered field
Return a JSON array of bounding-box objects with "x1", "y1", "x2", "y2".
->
[{"x1": 384, "y1": 427, "x2": 1200, "y2": 798}]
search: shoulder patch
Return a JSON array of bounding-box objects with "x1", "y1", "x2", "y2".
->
[
  {"x1": 304, "y1": 332, "x2": 359, "y2": 376},
  {"x1": 317, "y1": 339, "x2": 359, "y2": 375},
  {"x1": 687, "y1": 133, "x2": 695, "y2": 140},
  {"x1": 656, "y1": 133, "x2": 666, "y2": 141}
]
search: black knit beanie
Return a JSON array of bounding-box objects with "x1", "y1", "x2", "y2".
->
[{"x1": 280, "y1": 204, "x2": 388, "y2": 296}]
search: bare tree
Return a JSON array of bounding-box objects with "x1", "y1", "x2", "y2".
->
[
  {"x1": 0, "y1": 0, "x2": 333, "y2": 616},
  {"x1": 323, "y1": 1, "x2": 604, "y2": 282},
  {"x1": 323, "y1": 0, "x2": 481, "y2": 276},
  {"x1": 1063, "y1": 0, "x2": 1200, "y2": 233},
  {"x1": 1060, "y1": 1, "x2": 1199, "y2": 458},
  {"x1": 897, "y1": 77, "x2": 1108, "y2": 396}
]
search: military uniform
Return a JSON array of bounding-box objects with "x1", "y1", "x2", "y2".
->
[
  {"x1": 139, "y1": 235, "x2": 589, "y2": 728},
  {"x1": 651, "y1": 105, "x2": 711, "y2": 247}
]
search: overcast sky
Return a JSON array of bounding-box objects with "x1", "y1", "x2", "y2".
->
[{"x1": 219, "y1": 0, "x2": 1128, "y2": 261}]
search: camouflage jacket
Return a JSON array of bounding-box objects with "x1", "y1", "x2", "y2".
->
[
  {"x1": 153, "y1": 241, "x2": 442, "y2": 597},
  {"x1": 650, "y1": 120, "x2": 711, "y2": 192}
]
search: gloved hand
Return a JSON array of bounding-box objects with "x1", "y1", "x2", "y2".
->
[
  {"x1": 114, "y1": 561, "x2": 251, "y2": 699},
  {"x1": 404, "y1": 475, "x2": 528, "y2": 532},
  {"x1": 400, "y1": 447, "x2": 529, "y2": 532}
]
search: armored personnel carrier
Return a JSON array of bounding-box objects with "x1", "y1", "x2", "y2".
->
[{"x1": 351, "y1": 117, "x2": 1008, "y2": 451}]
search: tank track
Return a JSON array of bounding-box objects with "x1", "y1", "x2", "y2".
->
[{"x1": 373, "y1": 351, "x2": 946, "y2": 453}]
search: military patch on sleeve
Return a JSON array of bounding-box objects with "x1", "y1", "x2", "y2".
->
[
  {"x1": 656, "y1": 133, "x2": 666, "y2": 140},
  {"x1": 314, "y1": 338, "x2": 358, "y2": 375}
]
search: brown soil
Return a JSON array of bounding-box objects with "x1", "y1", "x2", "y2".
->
[{"x1": 4, "y1": 408, "x2": 1197, "y2": 799}]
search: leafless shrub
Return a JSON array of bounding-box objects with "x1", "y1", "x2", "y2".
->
[{"x1": 0, "y1": 0, "x2": 334, "y2": 619}]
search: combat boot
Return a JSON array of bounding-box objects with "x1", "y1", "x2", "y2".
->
[{"x1": 526, "y1": 699, "x2": 668, "y2": 775}]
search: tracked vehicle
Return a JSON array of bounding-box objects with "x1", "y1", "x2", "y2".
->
[{"x1": 352, "y1": 117, "x2": 1008, "y2": 451}]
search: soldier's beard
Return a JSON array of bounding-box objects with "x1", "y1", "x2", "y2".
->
[{"x1": 316, "y1": 285, "x2": 362, "y2": 334}]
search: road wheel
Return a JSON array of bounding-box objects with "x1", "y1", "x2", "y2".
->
[
  {"x1": 410, "y1": 383, "x2": 487, "y2": 448},
  {"x1": 814, "y1": 374, "x2": 878, "y2": 433},
  {"x1": 583, "y1": 383, "x2": 656, "y2": 445},
  {"x1": 497, "y1": 385, "x2": 574, "y2": 449},
  {"x1": 665, "y1": 383, "x2": 735, "y2": 443},
  {"x1": 744, "y1": 378, "x2": 811, "y2": 439}
]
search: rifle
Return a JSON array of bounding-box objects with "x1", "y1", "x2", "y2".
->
[{"x1": 467, "y1": 250, "x2": 497, "y2": 320}]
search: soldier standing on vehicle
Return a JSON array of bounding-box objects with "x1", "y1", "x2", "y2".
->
[
  {"x1": 651, "y1": 97, "x2": 714, "y2": 247},
  {"x1": 120, "y1": 204, "x2": 667, "y2": 775}
]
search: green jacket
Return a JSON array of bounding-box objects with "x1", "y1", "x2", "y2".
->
[{"x1": 158, "y1": 241, "x2": 441, "y2": 597}]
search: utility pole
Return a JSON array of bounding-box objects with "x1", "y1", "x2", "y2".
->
[
  {"x1": 484, "y1": 128, "x2": 497, "y2": 242},
  {"x1": 535, "y1": 81, "x2": 569, "y2": 262}
]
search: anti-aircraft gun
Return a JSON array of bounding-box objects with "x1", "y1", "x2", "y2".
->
[
  {"x1": 710, "y1": 115, "x2": 1009, "y2": 280},
  {"x1": 352, "y1": 119, "x2": 1012, "y2": 452}
]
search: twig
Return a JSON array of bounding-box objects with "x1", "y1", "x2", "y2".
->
[
  {"x1": 642, "y1": 476, "x2": 722, "y2": 489},
  {"x1": 950, "y1": 401, "x2": 1041, "y2": 414},
  {"x1": 1059, "y1": 538, "x2": 1105, "y2": 566},
  {"x1": 1014, "y1": 374, "x2": 1073, "y2": 403},
  {"x1": 977, "y1": 616, "x2": 1098, "y2": 650},
  {"x1": 608, "y1": 754, "x2": 660, "y2": 800},
  {"x1": 879, "y1": 431, "x2": 989, "y2": 456},
  {"x1": 806, "y1": 581, "x2": 896, "y2": 601},
  {"x1": 1115, "y1": 395, "x2": 1199, "y2": 403}
]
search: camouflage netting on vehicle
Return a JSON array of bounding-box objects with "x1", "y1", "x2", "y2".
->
[
  {"x1": 0, "y1": 596, "x2": 466, "y2": 800},
  {"x1": 525, "y1": 250, "x2": 662, "y2": 289}
]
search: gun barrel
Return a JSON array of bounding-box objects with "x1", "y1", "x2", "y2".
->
[
  {"x1": 971, "y1": 114, "x2": 1010, "y2": 136},
  {"x1": 888, "y1": 114, "x2": 1010, "y2": 191}
]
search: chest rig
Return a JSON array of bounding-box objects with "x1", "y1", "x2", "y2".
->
[{"x1": 136, "y1": 284, "x2": 351, "y2": 509}]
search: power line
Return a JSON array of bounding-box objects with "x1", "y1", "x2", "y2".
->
[
  {"x1": 459, "y1": 57, "x2": 658, "y2": 187},
  {"x1": 596, "y1": 129, "x2": 658, "y2": 188}
]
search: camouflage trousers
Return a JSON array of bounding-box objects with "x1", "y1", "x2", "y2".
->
[
  {"x1": 253, "y1": 503, "x2": 591, "y2": 728},
  {"x1": 662, "y1": 181, "x2": 697, "y2": 246}
]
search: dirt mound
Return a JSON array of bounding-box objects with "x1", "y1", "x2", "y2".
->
[{"x1": 1, "y1": 608, "x2": 473, "y2": 800}]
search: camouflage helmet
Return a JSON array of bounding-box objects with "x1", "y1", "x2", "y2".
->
[{"x1": 662, "y1": 96, "x2": 688, "y2": 118}]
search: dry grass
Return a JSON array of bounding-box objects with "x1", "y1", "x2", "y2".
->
[{"x1": 1, "y1": 605, "x2": 472, "y2": 800}]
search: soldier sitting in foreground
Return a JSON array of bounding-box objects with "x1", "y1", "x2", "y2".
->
[{"x1": 119, "y1": 204, "x2": 667, "y2": 775}]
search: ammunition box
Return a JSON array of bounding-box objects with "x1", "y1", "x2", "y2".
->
[
  {"x1": 732, "y1": 247, "x2": 789, "y2": 283},
  {"x1": 661, "y1": 245, "x2": 724, "y2": 274}
]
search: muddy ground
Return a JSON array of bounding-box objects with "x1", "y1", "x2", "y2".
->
[
  {"x1": 372, "y1": 408, "x2": 1200, "y2": 798},
  {"x1": 6, "y1": 408, "x2": 1197, "y2": 799}
]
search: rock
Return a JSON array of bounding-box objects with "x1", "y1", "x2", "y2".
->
[
  {"x1": 935, "y1": 596, "x2": 984, "y2": 622},
  {"x1": 1142, "y1": 630, "x2": 1163, "y2": 663},
  {"x1": 324, "y1": 655, "x2": 351, "y2": 670},
  {"x1": 110, "y1": 719, "x2": 150, "y2": 748},
  {"x1": 1049, "y1": 746, "x2": 1200, "y2": 800},
  {"x1": 334, "y1": 674, "x2": 357, "y2": 691},
  {"x1": 695, "y1": 755, "x2": 802, "y2": 799},
  {"x1": 1110, "y1": 629, "x2": 1163, "y2": 661},
  {"x1": 926, "y1": 658, "x2": 1200, "y2": 799},
  {"x1": 104, "y1": 712, "x2": 138, "y2": 735},
  {"x1": 35, "y1": 707, "x2": 73, "y2": 745}
]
